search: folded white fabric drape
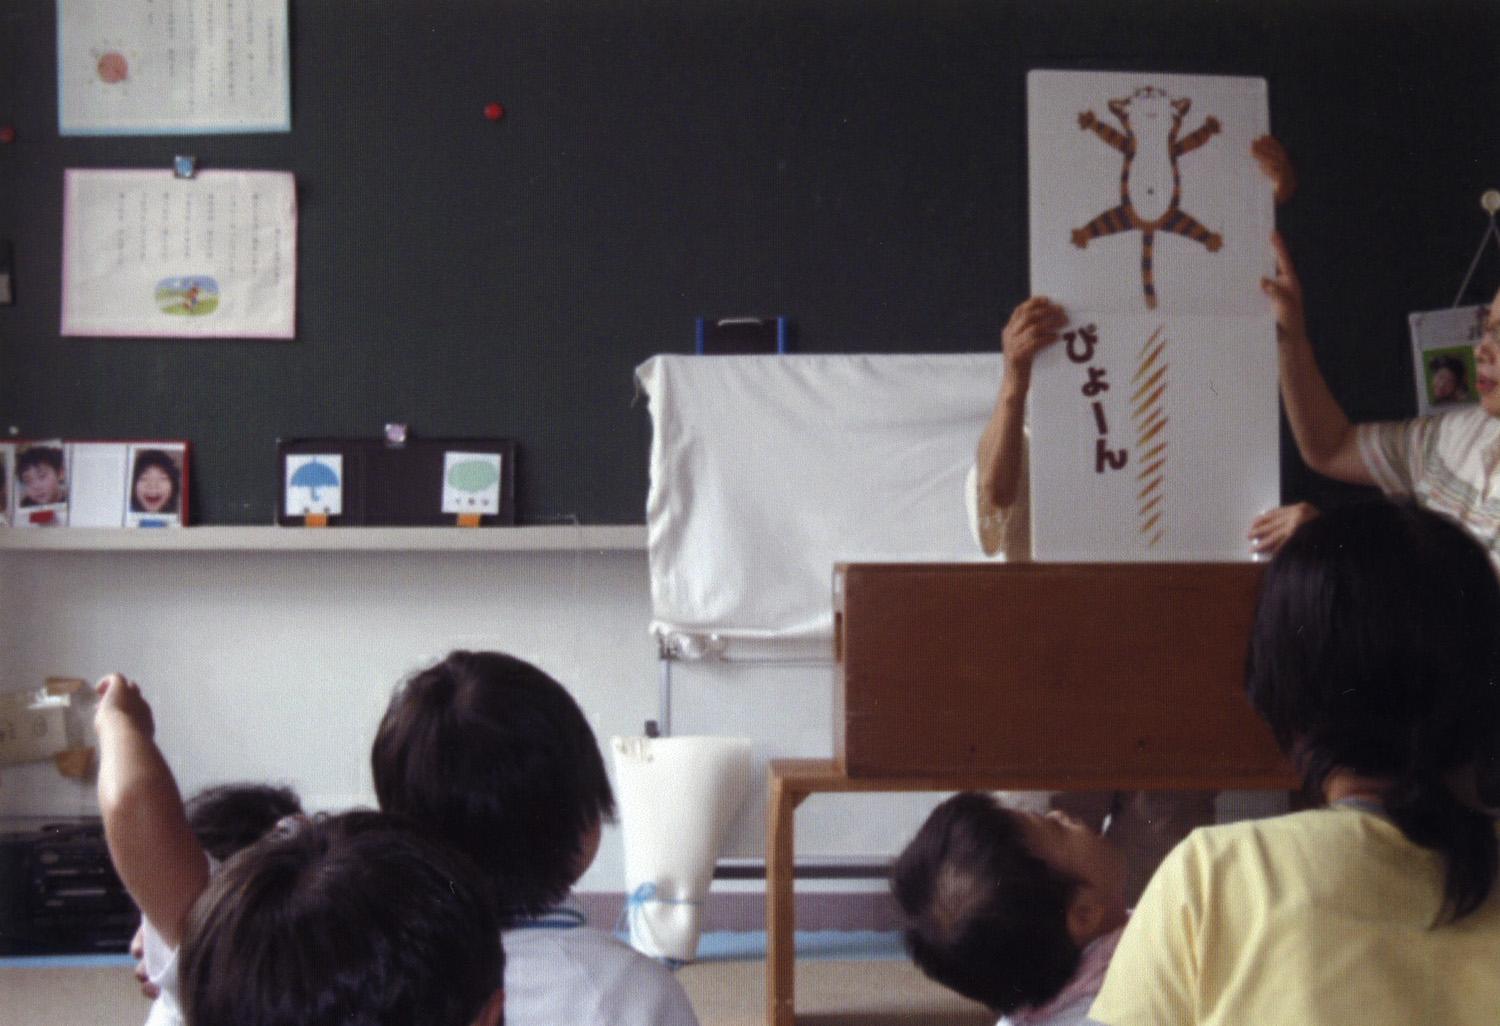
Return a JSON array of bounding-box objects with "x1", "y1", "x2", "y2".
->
[{"x1": 637, "y1": 353, "x2": 1003, "y2": 651}]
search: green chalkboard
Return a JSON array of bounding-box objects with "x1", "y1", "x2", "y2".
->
[{"x1": 2, "y1": 0, "x2": 1499, "y2": 523}]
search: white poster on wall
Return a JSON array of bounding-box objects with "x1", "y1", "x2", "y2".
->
[
  {"x1": 1026, "y1": 70, "x2": 1279, "y2": 561},
  {"x1": 57, "y1": 0, "x2": 292, "y2": 136},
  {"x1": 61, "y1": 169, "x2": 297, "y2": 339}
]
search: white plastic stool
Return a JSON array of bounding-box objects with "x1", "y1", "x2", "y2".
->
[{"x1": 610, "y1": 735, "x2": 753, "y2": 963}]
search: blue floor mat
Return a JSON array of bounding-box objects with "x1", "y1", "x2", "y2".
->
[
  {"x1": 686, "y1": 929, "x2": 906, "y2": 962},
  {"x1": 1, "y1": 953, "x2": 134, "y2": 968}
]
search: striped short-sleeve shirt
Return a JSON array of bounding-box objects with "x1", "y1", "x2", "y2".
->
[{"x1": 1357, "y1": 406, "x2": 1500, "y2": 569}]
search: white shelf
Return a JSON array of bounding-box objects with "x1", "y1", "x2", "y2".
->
[{"x1": 0, "y1": 525, "x2": 647, "y2": 553}]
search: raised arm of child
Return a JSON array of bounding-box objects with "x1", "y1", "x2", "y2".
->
[{"x1": 94, "y1": 673, "x2": 209, "y2": 949}]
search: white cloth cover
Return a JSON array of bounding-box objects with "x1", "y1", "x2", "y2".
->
[
  {"x1": 611, "y1": 735, "x2": 753, "y2": 962},
  {"x1": 636, "y1": 354, "x2": 1003, "y2": 650}
]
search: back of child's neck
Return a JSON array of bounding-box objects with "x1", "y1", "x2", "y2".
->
[
  {"x1": 1322, "y1": 770, "x2": 1391, "y2": 805},
  {"x1": 1322, "y1": 766, "x2": 1485, "y2": 808}
]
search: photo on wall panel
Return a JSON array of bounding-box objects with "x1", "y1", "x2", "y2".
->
[
  {"x1": 126, "y1": 443, "x2": 188, "y2": 527},
  {"x1": 15, "y1": 440, "x2": 70, "y2": 527}
]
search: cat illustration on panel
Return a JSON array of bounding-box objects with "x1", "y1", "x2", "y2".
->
[{"x1": 1072, "y1": 86, "x2": 1222, "y2": 310}]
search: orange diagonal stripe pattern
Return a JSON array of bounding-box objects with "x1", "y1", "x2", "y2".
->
[{"x1": 1134, "y1": 330, "x2": 1168, "y2": 548}]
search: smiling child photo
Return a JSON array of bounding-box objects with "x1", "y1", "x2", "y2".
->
[{"x1": 127, "y1": 444, "x2": 187, "y2": 525}]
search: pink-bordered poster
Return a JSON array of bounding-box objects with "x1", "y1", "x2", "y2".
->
[{"x1": 61, "y1": 168, "x2": 297, "y2": 339}]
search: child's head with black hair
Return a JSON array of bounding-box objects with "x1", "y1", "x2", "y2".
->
[
  {"x1": 371, "y1": 650, "x2": 617, "y2": 922},
  {"x1": 1247, "y1": 499, "x2": 1500, "y2": 922},
  {"x1": 129, "y1": 783, "x2": 306, "y2": 998},
  {"x1": 179, "y1": 810, "x2": 504, "y2": 1026},
  {"x1": 17, "y1": 445, "x2": 65, "y2": 506},
  {"x1": 184, "y1": 783, "x2": 303, "y2": 863},
  {"x1": 891, "y1": 791, "x2": 1126, "y2": 1015}
]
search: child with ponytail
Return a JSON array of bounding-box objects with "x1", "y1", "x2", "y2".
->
[{"x1": 1086, "y1": 500, "x2": 1500, "y2": 1026}]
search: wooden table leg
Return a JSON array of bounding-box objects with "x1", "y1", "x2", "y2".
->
[{"x1": 766, "y1": 769, "x2": 806, "y2": 1026}]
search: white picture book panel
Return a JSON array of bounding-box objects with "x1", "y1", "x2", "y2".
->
[
  {"x1": 1027, "y1": 70, "x2": 1279, "y2": 561},
  {"x1": 61, "y1": 169, "x2": 297, "y2": 339},
  {"x1": 1028, "y1": 70, "x2": 1273, "y2": 316},
  {"x1": 1028, "y1": 314, "x2": 1278, "y2": 561}
]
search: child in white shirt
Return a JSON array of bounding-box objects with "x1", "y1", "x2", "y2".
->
[{"x1": 372, "y1": 650, "x2": 700, "y2": 1026}]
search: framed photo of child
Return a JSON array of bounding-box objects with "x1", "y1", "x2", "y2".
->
[
  {"x1": 1409, "y1": 305, "x2": 1485, "y2": 416},
  {"x1": 62, "y1": 440, "x2": 191, "y2": 527},
  {"x1": 126, "y1": 443, "x2": 188, "y2": 526},
  {"x1": 16, "y1": 440, "x2": 70, "y2": 527}
]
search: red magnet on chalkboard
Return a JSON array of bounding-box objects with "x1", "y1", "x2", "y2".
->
[
  {"x1": 0, "y1": 126, "x2": 15, "y2": 144},
  {"x1": 484, "y1": 102, "x2": 505, "y2": 122}
]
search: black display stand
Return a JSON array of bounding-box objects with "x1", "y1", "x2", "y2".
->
[{"x1": 276, "y1": 437, "x2": 516, "y2": 527}]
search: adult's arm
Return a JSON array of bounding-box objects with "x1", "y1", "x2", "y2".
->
[
  {"x1": 976, "y1": 297, "x2": 1068, "y2": 514},
  {"x1": 95, "y1": 674, "x2": 209, "y2": 949},
  {"x1": 1261, "y1": 233, "x2": 1375, "y2": 486}
]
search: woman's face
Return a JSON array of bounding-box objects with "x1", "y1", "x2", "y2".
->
[
  {"x1": 135, "y1": 464, "x2": 174, "y2": 512},
  {"x1": 1474, "y1": 289, "x2": 1500, "y2": 417}
]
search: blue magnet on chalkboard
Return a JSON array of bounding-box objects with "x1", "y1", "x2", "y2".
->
[
  {"x1": 173, "y1": 155, "x2": 197, "y2": 179},
  {"x1": 695, "y1": 317, "x2": 791, "y2": 355}
]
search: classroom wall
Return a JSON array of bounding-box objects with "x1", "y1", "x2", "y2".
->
[
  {"x1": 5, "y1": 0, "x2": 1500, "y2": 521},
  {"x1": 0, "y1": 546, "x2": 949, "y2": 895},
  {"x1": 5, "y1": 0, "x2": 1500, "y2": 899}
]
